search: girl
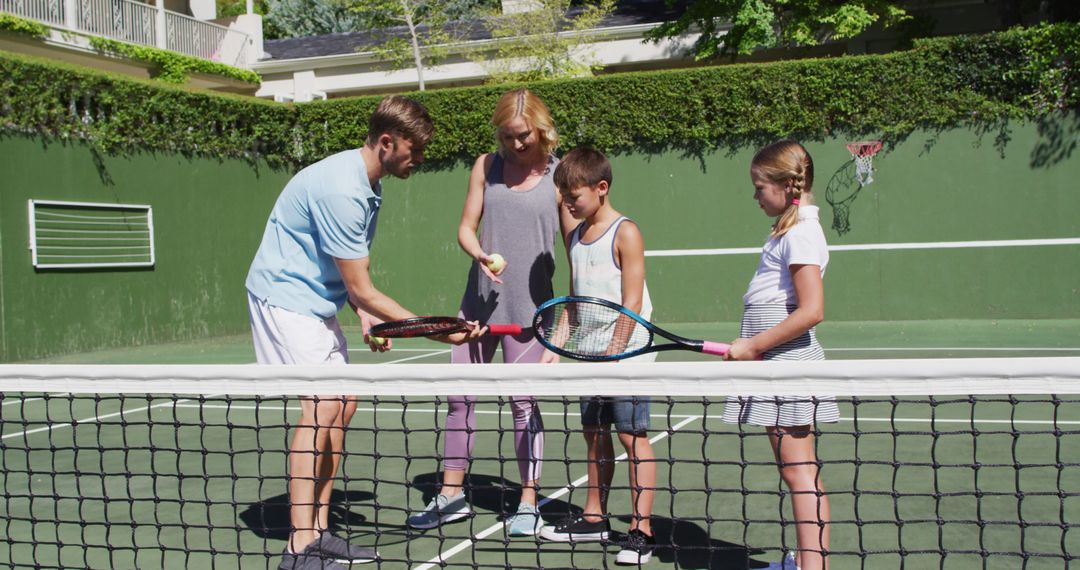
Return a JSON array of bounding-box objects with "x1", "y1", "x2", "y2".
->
[
  {"x1": 723, "y1": 140, "x2": 837, "y2": 570},
  {"x1": 405, "y1": 89, "x2": 576, "y2": 536}
]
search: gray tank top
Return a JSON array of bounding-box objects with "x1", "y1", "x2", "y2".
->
[{"x1": 459, "y1": 153, "x2": 560, "y2": 326}]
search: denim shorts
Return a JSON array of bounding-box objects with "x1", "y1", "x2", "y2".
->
[{"x1": 579, "y1": 396, "x2": 651, "y2": 433}]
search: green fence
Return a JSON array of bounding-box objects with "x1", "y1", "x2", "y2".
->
[{"x1": 2, "y1": 115, "x2": 1077, "y2": 362}]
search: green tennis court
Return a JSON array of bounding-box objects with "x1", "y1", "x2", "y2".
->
[{"x1": 3, "y1": 320, "x2": 1078, "y2": 569}]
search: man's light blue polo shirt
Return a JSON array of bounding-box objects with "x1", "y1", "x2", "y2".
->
[{"x1": 246, "y1": 149, "x2": 381, "y2": 320}]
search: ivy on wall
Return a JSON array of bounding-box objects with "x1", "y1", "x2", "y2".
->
[
  {"x1": 88, "y1": 37, "x2": 261, "y2": 85},
  {"x1": 1, "y1": 23, "x2": 1076, "y2": 171},
  {"x1": 0, "y1": 13, "x2": 49, "y2": 39}
]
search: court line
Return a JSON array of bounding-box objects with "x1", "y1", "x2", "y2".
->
[
  {"x1": 646, "y1": 237, "x2": 1080, "y2": 257},
  {"x1": 410, "y1": 414, "x2": 702, "y2": 570},
  {"x1": 385, "y1": 350, "x2": 452, "y2": 364},
  {"x1": 1, "y1": 396, "x2": 208, "y2": 441}
]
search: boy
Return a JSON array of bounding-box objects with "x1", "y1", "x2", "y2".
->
[{"x1": 538, "y1": 147, "x2": 657, "y2": 565}]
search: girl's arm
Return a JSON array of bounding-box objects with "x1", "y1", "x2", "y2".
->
[
  {"x1": 727, "y1": 264, "x2": 824, "y2": 361},
  {"x1": 457, "y1": 154, "x2": 503, "y2": 283}
]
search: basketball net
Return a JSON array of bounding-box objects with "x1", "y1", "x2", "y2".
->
[{"x1": 847, "y1": 141, "x2": 882, "y2": 186}]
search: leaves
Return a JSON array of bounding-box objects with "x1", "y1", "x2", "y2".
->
[
  {"x1": 471, "y1": 0, "x2": 616, "y2": 82},
  {"x1": 647, "y1": 0, "x2": 910, "y2": 58},
  {"x1": 1, "y1": 24, "x2": 1076, "y2": 170}
]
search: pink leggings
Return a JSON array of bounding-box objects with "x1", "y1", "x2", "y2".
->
[{"x1": 446, "y1": 330, "x2": 545, "y2": 483}]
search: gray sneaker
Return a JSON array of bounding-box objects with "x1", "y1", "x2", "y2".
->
[
  {"x1": 278, "y1": 541, "x2": 348, "y2": 570},
  {"x1": 313, "y1": 532, "x2": 378, "y2": 564},
  {"x1": 406, "y1": 492, "x2": 471, "y2": 529},
  {"x1": 506, "y1": 502, "x2": 543, "y2": 536}
]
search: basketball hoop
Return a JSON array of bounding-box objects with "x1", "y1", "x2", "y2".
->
[{"x1": 847, "y1": 141, "x2": 882, "y2": 186}]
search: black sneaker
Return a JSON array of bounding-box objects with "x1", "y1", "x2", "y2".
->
[
  {"x1": 539, "y1": 514, "x2": 610, "y2": 542},
  {"x1": 615, "y1": 529, "x2": 655, "y2": 565}
]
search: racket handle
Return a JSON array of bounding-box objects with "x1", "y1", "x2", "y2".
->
[
  {"x1": 701, "y1": 341, "x2": 731, "y2": 357},
  {"x1": 487, "y1": 324, "x2": 522, "y2": 336}
]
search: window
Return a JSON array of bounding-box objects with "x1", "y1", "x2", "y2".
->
[{"x1": 28, "y1": 200, "x2": 155, "y2": 269}]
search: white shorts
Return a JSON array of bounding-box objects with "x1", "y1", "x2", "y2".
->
[{"x1": 247, "y1": 292, "x2": 348, "y2": 365}]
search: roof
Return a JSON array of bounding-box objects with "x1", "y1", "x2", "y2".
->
[{"x1": 261, "y1": 0, "x2": 687, "y2": 61}]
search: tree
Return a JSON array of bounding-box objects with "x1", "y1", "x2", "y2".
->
[
  {"x1": 647, "y1": 0, "x2": 909, "y2": 59},
  {"x1": 475, "y1": 0, "x2": 616, "y2": 83},
  {"x1": 349, "y1": 0, "x2": 476, "y2": 91}
]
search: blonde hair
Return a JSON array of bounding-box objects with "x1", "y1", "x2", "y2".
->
[
  {"x1": 491, "y1": 89, "x2": 558, "y2": 156},
  {"x1": 752, "y1": 139, "x2": 815, "y2": 238},
  {"x1": 366, "y1": 95, "x2": 434, "y2": 146}
]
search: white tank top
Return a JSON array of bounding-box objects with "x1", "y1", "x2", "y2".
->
[{"x1": 568, "y1": 217, "x2": 653, "y2": 320}]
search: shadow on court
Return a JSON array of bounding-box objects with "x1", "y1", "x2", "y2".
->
[
  {"x1": 408, "y1": 471, "x2": 584, "y2": 522},
  {"x1": 408, "y1": 471, "x2": 757, "y2": 569},
  {"x1": 239, "y1": 489, "x2": 374, "y2": 540}
]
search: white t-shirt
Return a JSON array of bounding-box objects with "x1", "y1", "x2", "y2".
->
[{"x1": 742, "y1": 205, "x2": 829, "y2": 306}]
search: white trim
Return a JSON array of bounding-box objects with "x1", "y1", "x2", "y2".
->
[
  {"x1": 1, "y1": 358, "x2": 1078, "y2": 396},
  {"x1": 645, "y1": 237, "x2": 1080, "y2": 257},
  {"x1": 28, "y1": 199, "x2": 155, "y2": 269}
]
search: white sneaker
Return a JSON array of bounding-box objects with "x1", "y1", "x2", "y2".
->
[
  {"x1": 505, "y1": 502, "x2": 543, "y2": 536},
  {"x1": 764, "y1": 551, "x2": 799, "y2": 570},
  {"x1": 406, "y1": 492, "x2": 471, "y2": 529}
]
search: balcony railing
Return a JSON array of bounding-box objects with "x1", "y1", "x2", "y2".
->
[{"x1": 1, "y1": 0, "x2": 251, "y2": 67}]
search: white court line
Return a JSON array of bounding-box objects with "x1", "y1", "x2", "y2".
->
[
  {"x1": 384, "y1": 349, "x2": 451, "y2": 364},
  {"x1": 646, "y1": 237, "x2": 1080, "y2": 257},
  {"x1": 1, "y1": 396, "x2": 209, "y2": 441},
  {"x1": 410, "y1": 415, "x2": 702, "y2": 570},
  {"x1": 2, "y1": 394, "x2": 63, "y2": 407}
]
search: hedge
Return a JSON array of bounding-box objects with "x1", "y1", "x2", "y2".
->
[{"x1": 1, "y1": 23, "x2": 1076, "y2": 170}]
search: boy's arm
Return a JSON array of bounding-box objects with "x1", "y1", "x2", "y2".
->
[{"x1": 614, "y1": 220, "x2": 646, "y2": 314}]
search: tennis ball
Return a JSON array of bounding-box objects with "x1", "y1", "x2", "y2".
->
[
  {"x1": 369, "y1": 335, "x2": 387, "y2": 347},
  {"x1": 486, "y1": 253, "x2": 506, "y2": 273}
]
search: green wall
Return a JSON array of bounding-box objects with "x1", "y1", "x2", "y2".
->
[
  {"x1": 376, "y1": 116, "x2": 1080, "y2": 324},
  {"x1": 0, "y1": 136, "x2": 291, "y2": 362},
  {"x1": 2, "y1": 116, "x2": 1078, "y2": 362}
]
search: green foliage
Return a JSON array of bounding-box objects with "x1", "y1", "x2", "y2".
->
[
  {"x1": 89, "y1": 37, "x2": 261, "y2": 84},
  {"x1": 216, "y1": 0, "x2": 270, "y2": 18},
  {"x1": 0, "y1": 50, "x2": 291, "y2": 165},
  {"x1": 0, "y1": 13, "x2": 50, "y2": 39},
  {"x1": 647, "y1": 0, "x2": 909, "y2": 58},
  {"x1": 474, "y1": 0, "x2": 615, "y2": 82},
  {"x1": 264, "y1": 0, "x2": 366, "y2": 39},
  {"x1": 2, "y1": 24, "x2": 1076, "y2": 171}
]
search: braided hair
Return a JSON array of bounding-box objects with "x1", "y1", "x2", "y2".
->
[{"x1": 751, "y1": 140, "x2": 815, "y2": 238}]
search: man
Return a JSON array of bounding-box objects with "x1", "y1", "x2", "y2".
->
[{"x1": 246, "y1": 95, "x2": 482, "y2": 570}]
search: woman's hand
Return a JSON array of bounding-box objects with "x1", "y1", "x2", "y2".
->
[{"x1": 478, "y1": 254, "x2": 505, "y2": 284}]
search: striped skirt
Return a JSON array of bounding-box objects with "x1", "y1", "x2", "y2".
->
[{"x1": 721, "y1": 304, "x2": 840, "y2": 427}]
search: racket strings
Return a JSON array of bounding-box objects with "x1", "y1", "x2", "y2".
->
[
  {"x1": 370, "y1": 318, "x2": 465, "y2": 338},
  {"x1": 538, "y1": 302, "x2": 650, "y2": 358}
]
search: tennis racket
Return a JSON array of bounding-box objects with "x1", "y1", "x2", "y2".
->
[
  {"x1": 368, "y1": 316, "x2": 522, "y2": 338},
  {"x1": 532, "y1": 296, "x2": 730, "y2": 362}
]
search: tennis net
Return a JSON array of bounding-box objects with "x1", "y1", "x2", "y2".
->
[{"x1": 1, "y1": 358, "x2": 1078, "y2": 569}]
